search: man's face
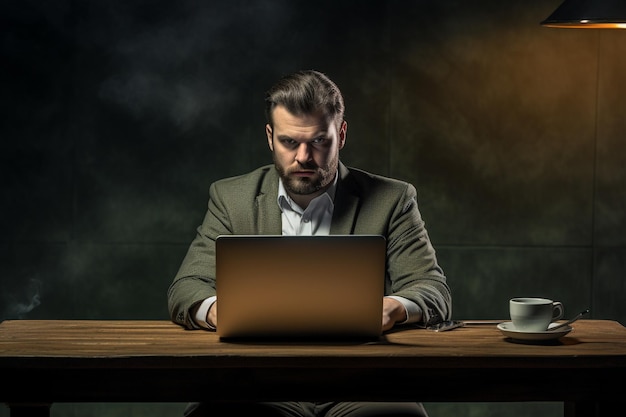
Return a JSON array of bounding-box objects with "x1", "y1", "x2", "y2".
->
[{"x1": 266, "y1": 105, "x2": 347, "y2": 203}]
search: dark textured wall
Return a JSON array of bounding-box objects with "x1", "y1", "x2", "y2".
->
[{"x1": 2, "y1": 1, "x2": 625, "y2": 416}]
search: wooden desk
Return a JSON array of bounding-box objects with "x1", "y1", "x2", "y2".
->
[{"x1": 1, "y1": 319, "x2": 625, "y2": 417}]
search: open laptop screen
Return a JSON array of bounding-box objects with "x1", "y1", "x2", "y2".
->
[{"x1": 215, "y1": 234, "x2": 386, "y2": 340}]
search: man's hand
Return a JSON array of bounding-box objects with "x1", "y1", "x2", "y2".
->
[
  {"x1": 207, "y1": 301, "x2": 218, "y2": 328},
  {"x1": 382, "y1": 297, "x2": 407, "y2": 331}
]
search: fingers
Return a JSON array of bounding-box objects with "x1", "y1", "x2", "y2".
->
[{"x1": 381, "y1": 297, "x2": 406, "y2": 331}]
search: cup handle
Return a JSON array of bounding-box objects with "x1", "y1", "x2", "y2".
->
[{"x1": 552, "y1": 302, "x2": 564, "y2": 322}]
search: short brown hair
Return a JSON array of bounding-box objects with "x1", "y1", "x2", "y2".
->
[{"x1": 264, "y1": 70, "x2": 345, "y2": 129}]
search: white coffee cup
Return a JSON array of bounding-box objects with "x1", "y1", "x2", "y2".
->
[{"x1": 509, "y1": 297, "x2": 564, "y2": 332}]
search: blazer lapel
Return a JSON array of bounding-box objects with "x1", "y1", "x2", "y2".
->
[
  {"x1": 256, "y1": 168, "x2": 283, "y2": 235},
  {"x1": 330, "y1": 162, "x2": 359, "y2": 235}
]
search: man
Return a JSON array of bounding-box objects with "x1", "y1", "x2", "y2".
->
[{"x1": 168, "y1": 70, "x2": 452, "y2": 417}]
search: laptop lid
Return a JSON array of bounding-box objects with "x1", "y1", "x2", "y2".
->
[{"x1": 215, "y1": 234, "x2": 386, "y2": 340}]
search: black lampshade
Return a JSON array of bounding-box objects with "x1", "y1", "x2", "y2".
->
[{"x1": 541, "y1": 0, "x2": 626, "y2": 28}]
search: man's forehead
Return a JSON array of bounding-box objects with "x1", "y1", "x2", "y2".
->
[{"x1": 272, "y1": 107, "x2": 334, "y2": 134}]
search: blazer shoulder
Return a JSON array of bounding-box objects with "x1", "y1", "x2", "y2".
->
[
  {"x1": 343, "y1": 165, "x2": 415, "y2": 195},
  {"x1": 211, "y1": 165, "x2": 276, "y2": 193}
]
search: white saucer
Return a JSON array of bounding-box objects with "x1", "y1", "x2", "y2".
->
[{"x1": 497, "y1": 322, "x2": 572, "y2": 341}]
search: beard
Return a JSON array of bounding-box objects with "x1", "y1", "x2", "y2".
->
[{"x1": 274, "y1": 154, "x2": 338, "y2": 196}]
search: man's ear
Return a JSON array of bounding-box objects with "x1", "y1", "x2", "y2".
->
[
  {"x1": 266, "y1": 124, "x2": 274, "y2": 151},
  {"x1": 338, "y1": 120, "x2": 347, "y2": 150}
]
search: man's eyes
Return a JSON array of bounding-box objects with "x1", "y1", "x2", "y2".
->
[
  {"x1": 281, "y1": 138, "x2": 298, "y2": 146},
  {"x1": 280, "y1": 137, "x2": 327, "y2": 146}
]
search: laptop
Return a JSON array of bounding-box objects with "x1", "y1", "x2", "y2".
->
[{"x1": 215, "y1": 234, "x2": 386, "y2": 341}]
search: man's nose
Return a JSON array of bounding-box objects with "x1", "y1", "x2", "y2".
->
[{"x1": 295, "y1": 143, "x2": 312, "y2": 164}]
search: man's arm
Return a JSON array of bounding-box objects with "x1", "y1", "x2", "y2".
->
[
  {"x1": 384, "y1": 183, "x2": 452, "y2": 326},
  {"x1": 167, "y1": 182, "x2": 230, "y2": 329}
]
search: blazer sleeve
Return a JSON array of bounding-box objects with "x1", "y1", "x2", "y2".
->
[
  {"x1": 167, "y1": 181, "x2": 230, "y2": 328},
  {"x1": 384, "y1": 182, "x2": 452, "y2": 326}
]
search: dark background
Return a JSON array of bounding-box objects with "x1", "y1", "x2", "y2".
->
[{"x1": 2, "y1": 1, "x2": 625, "y2": 416}]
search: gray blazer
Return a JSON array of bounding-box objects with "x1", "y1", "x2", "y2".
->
[{"x1": 168, "y1": 162, "x2": 452, "y2": 329}]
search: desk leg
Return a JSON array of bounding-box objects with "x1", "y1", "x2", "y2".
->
[
  {"x1": 565, "y1": 402, "x2": 616, "y2": 417},
  {"x1": 7, "y1": 404, "x2": 50, "y2": 417}
]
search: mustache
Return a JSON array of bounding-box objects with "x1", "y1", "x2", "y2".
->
[{"x1": 293, "y1": 160, "x2": 317, "y2": 170}]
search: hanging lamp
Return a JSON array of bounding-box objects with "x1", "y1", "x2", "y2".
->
[{"x1": 541, "y1": 0, "x2": 626, "y2": 28}]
